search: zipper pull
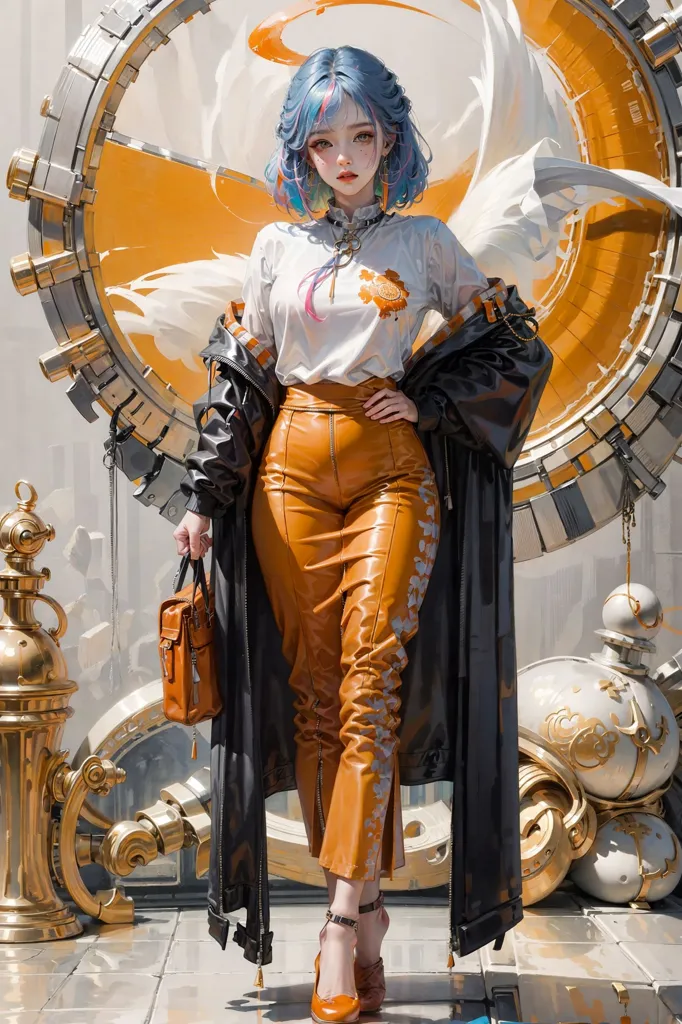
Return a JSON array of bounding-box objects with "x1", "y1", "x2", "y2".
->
[
  {"x1": 190, "y1": 725, "x2": 198, "y2": 761},
  {"x1": 254, "y1": 955, "x2": 264, "y2": 989},
  {"x1": 191, "y1": 649, "x2": 200, "y2": 683}
]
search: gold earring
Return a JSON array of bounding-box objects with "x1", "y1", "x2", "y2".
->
[
  {"x1": 307, "y1": 165, "x2": 316, "y2": 190},
  {"x1": 381, "y1": 156, "x2": 389, "y2": 212}
]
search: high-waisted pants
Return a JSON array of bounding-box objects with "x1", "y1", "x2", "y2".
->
[{"x1": 251, "y1": 377, "x2": 440, "y2": 881}]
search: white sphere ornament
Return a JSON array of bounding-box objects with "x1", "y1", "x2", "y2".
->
[
  {"x1": 517, "y1": 657, "x2": 679, "y2": 801},
  {"x1": 570, "y1": 811, "x2": 682, "y2": 903},
  {"x1": 601, "y1": 583, "x2": 663, "y2": 640}
]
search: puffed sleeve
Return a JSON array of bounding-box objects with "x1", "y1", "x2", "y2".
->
[
  {"x1": 241, "y1": 228, "x2": 277, "y2": 354},
  {"x1": 428, "y1": 219, "x2": 489, "y2": 319}
]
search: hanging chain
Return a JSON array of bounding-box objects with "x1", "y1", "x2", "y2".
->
[
  {"x1": 610, "y1": 476, "x2": 682, "y2": 635},
  {"x1": 621, "y1": 474, "x2": 636, "y2": 591},
  {"x1": 107, "y1": 422, "x2": 121, "y2": 694},
  {"x1": 493, "y1": 304, "x2": 540, "y2": 340},
  {"x1": 604, "y1": 475, "x2": 662, "y2": 632},
  {"x1": 329, "y1": 227, "x2": 362, "y2": 302},
  {"x1": 102, "y1": 391, "x2": 137, "y2": 693},
  {"x1": 326, "y1": 209, "x2": 386, "y2": 303}
]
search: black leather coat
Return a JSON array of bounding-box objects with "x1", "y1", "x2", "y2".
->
[{"x1": 179, "y1": 282, "x2": 553, "y2": 970}]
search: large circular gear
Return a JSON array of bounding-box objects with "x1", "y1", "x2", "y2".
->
[{"x1": 7, "y1": 0, "x2": 682, "y2": 559}]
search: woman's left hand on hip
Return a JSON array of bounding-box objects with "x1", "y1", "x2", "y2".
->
[{"x1": 363, "y1": 389, "x2": 418, "y2": 423}]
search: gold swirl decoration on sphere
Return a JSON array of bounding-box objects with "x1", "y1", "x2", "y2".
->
[
  {"x1": 542, "y1": 707, "x2": 620, "y2": 772},
  {"x1": 518, "y1": 729, "x2": 596, "y2": 906}
]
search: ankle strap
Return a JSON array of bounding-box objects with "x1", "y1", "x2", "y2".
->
[
  {"x1": 326, "y1": 909, "x2": 358, "y2": 930},
  {"x1": 359, "y1": 892, "x2": 384, "y2": 914}
]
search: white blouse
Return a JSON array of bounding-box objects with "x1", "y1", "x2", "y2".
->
[{"x1": 241, "y1": 200, "x2": 488, "y2": 386}]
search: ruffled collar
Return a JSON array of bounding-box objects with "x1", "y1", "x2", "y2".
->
[{"x1": 325, "y1": 200, "x2": 384, "y2": 229}]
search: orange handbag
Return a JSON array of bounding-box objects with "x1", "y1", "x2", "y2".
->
[{"x1": 158, "y1": 554, "x2": 222, "y2": 757}]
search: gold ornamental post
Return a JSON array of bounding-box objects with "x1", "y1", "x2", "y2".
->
[
  {"x1": 0, "y1": 480, "x2": 215, "y2": 941},
  {"x1": 0, "y1": 480, "x2": 82, "y2": 940}
]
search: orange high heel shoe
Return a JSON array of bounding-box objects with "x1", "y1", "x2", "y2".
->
[
  {"x1": 354, "y1": 893, "x2": 387, "y2": 1014},
  {"x1": 310, "y1": 910, "x2": 360, "y2": 1024}
]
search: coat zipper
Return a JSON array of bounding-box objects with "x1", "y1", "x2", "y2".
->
[
  {"x1": 443, "y1": 437, "x2": 453, "y2": 511},
  {"x1": 203, "y1": 346, "x2": 272, "y2": 969},
  {"x1": 243, "y1": 518, "x2": 266, "y2": 988},
  {"x1": 449, "y1": 500, "x2": 468, "y2": 966},
  {"x1": 208, "y1": 351, "x2": 275, "y2": 415}
]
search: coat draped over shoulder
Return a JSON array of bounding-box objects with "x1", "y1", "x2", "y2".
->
[{"x1": 179, "y1": 281, "x2": 553, "y2": 968}]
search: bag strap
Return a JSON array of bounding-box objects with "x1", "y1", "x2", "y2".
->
[
  {"x1": 173, "y1": 554, "x2": 211, "y2": 620},
  {"x1": 173, "y1": 553, "x2": 192, "y2": 594},
  {"x1": 191, "y1": 556, "x2": 211, "y2": 615}
]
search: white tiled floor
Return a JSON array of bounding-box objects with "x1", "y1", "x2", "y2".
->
[{"x1": 0, "y1": 900, "x2": 681, "y2": 1023}]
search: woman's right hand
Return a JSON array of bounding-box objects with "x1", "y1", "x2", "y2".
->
[{"x1": 173, "y1": 511, "x2": 213, "y2": 560}]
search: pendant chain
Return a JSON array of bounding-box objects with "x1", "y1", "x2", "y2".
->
[{"x1": 327, "y1": 211, "x2": 384, "y2": 302}]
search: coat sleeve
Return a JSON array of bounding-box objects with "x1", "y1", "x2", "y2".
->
[
  {"x1": 409, "y1": 319, "x2": 553, "y2": 469},
  {"x1": 179, "y1": 371, "x2": 265, "y2": 519}
]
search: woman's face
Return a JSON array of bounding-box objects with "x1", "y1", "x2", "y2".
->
[{"x1": 307, "y1": 94, "x2": 392, "y2": 204}]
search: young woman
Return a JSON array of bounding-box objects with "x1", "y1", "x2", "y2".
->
[{"x1": 174, "y1": 46, "x2": 551, "y2": 1023}]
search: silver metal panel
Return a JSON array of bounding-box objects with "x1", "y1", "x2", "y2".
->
[
  {"x1": 37, "y1": 117, "x2": 59, "y2": 165},
  {"x1": 51, "y1": 281, "x2": 90, "y2": 341},
  {"x1": 123, "y1": 35, "x2": 156, "y2": 72},
  {"x1": 48, "y1": 72, "x2": 97, "y2": 169},
  {"x1": 576, "y1": 457, "x2": 625, "y2": 524},
  {"x1": 101, "y1": 35, "x2": 145, "y2": 81},
  {"x1": 31, "y1": 158, "x2": 49, "y2": 191},
  {"x1": 611, "y1": 0, "x2": 650, "y2": 27},
  {"x1": 39, "y1": 205, "x2": 67, "y2": 253},
  {"x1": 631, "y1": 406, "x2": 682, "y2": 476},
  {"x1": 528, "y1": 492, "x2": 568, "y2": 552},
  {"x1": 76, "y1": 80, "x2": 109, "y2": 151},
  {"x1": 581, "y1": 438, "x2": 613, "y2": 469},
  {"x1": 86, "y1": 126, "x2": 108, "y2": 172},
  {"x1": 112, "y1": 0, "x2": 148, "y2": 13},
  {"x1": 552, "y1": 481, "x2": 595, "y2": 540},
  {"x1": 99, "y1": 11, "x2": 135, "y2": 39},
  {"x1": 43, "y1": 165, "x2": 78, "y2": 204},
  {"x1": 70, "y1": 30, "x2": 117, "y2": 82},
  {"x1": 542, "y1": 448, "x2": 570, "y2": 474},
  {"x1": 38, "y1": 292, "x2": 70, "y2": 347},
  {"x1": 134, "y1": 456, "x2": 184, "y2": 509},
  {"x1": 623, "y1": 393, "x2": 661, "y2": 435},
  {"x1": 174, "y1": 0, "x2": 213, "y2": 20},
  {"x1": 27, "y1": 198, "x2": 44, "y2": 258},
  {"x1": 66, "y1": 371, "x2": 101, "y2": 422},
  {"x1": 603, "y1": 373, "x2": 635, "y2": 411},
  {"x1": 156, "y1": 8, "x2": 187, "y2": 36},
  {"x1": 512, "y1": 506, "x2": 544, "y2": 562},
  {"x1": 50, "y1": 67, "x2": 79, "y2": 121},
  {"x1": 156, "y1": 417, "x2": 195, "y2": 462}
]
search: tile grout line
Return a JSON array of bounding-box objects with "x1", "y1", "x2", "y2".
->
[
  {"x1": 36, "y1": 918, "x2": 100, "y2": 1013},
  {"x1": 144, "y1": 910, "x2": 182, "y2": 1024}
]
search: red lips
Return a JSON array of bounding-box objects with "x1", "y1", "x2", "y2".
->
[{"x1": 337, "y1": 172, "x2": 357, "y2": 181}]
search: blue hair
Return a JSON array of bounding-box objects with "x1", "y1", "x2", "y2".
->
[{"x1": 264, "y1": 46, "x2": 432, "y2": 219}]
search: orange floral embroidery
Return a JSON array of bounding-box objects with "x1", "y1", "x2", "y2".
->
[{"x1": 358, "y1": 268, "x2": 410, "y2": 319}]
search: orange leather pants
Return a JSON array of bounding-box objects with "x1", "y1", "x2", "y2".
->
[{"x1": 251, "y1": 378, "x2": 440, "y2": 881}]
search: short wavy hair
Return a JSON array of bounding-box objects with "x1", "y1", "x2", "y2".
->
[{"x1": 264, "y1": 46, "x2": 432, "y2": 219}]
